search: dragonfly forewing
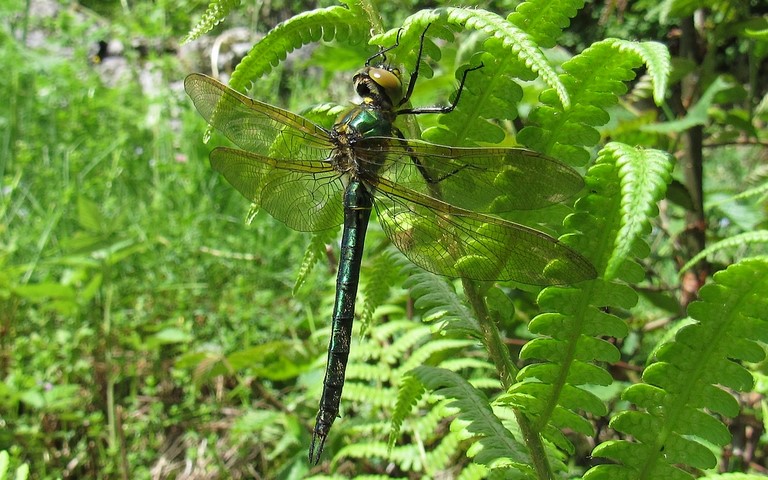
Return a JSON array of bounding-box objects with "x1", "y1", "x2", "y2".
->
[
  {"x1": 184, "y1": 73, "x2": 334, "y2": 160},
  {"x1": 361, "y1": 138, "x2": 585, "y2": 214},
  {"x1": 211, "y1": 147, "x2": 345, "y2": 232},
  {"x1": 371, "y1": 176, "x2": 595, "y2": 285}
]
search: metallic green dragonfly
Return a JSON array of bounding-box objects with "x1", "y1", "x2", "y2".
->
[{"x1": 185, "y1": 27, "x2": 595, "y2": 464}]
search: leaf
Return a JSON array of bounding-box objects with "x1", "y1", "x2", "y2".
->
[
  {"x1": 679, "y1": 233, "x2": 768, "y2": 274},
  {"x1": 586, "y1": 258, "x2": 768, "y2": 479},
  {"x1": 408, "y1": 366, "x2": 532, "y2": 473},
  {"x1": 77, "y1": 195, "x2": 105, "y2": 232},
  {"x1": 12, "y1": 282, "x2": 76, "y2": 301},
  {"x1": 183, "y1": 0, "x2": 242, "y2": 43},
  {"x1": 147, "y1": 328, "x2": 193, "y2": 346},
  {"x1": 228, "y1": 341, "x2": 308, "y2": 381},
  {"x1": 598, "y1": 143, "x2": 674, "y2": 280},
  {"x1": 521, "y1": 38, "x2": 671, "y2": 165},
  {"x1": 293, "y1": 227, "x2": 337, "y2": 295},
  {"x1": 641, "y1": 76, "x2": 732, "y2": 133},
  {"x1": 229, "y1": 6, "x2": 369, "y2": 92},
  {"x1": 508, "y1": 0, "x2": 586, "y2": 49}
]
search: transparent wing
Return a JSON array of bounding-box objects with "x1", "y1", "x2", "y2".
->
[
  {"x1": 357, "y1": 137, "x2": 584, "y2": 213},
  {"x1": 184, "y1": 73, "x2": 334, "y2": 160},
  {"x1": 211, "y1": 147, "x2": 344, "y2": 232},
  {"x1": 371, "y1": 177, "x2": 595, "y2": 285}
]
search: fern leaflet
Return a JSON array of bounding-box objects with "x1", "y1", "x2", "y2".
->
[
  {"x1": 183, "y1": 0, "x2": 241, "y2": 43},
  {"x1": 585, "y1": 258, "x2": 768, "y2": 479}
]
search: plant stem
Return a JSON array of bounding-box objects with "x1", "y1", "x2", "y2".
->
[{"x1": 461, "y1": 279, "x2": 553, "y2": 480}]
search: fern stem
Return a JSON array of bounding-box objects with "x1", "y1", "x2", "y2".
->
[{"x1": 461, "y1": 279, "x2": 554, "y2": 480}]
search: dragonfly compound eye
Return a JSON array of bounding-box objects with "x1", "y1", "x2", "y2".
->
[
  {"x1": 369, "y1": 67, "x2": 403, "y2": 104},
  {"x1": 353, "y1": 67, "x2": 403, "y2": 107}
]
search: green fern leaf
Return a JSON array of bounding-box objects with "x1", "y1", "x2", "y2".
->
[
  {"x1": 508, "y1": 0, "x2": 585, "y2": 48},
  {"x1": 395, "y1": 338, "x2": 478, "y2": 377},
  {"x1": 293, "y1": 227, "x2": 338, "y2": 295},
  {"x1": 401, "y1": 265, "x2": 481, "y2": 338},
  {"x1": 375, "y1": 323, "x2": 432, "y2": 365},
  {"x1": 520, "y1": 38, "x2": 671, "y2": 165},
  {"x1": 229, "y1": 6, "x2": 369, "y2": 92},
  {"x1": 409, "y1": 366, "x2": 532, "y2": 473},
  {"x1": 360, "y1": 250, "x2": 403, "y2": 332},
  {"x1": 388, "y1": 372, "x2": 427, "y2": 450},
  {"x1": 183, "y1": 0, "x2": 241, "y2": 43},
  {"x1": 586, "y1": 258, "x2": 768, "y2": 479},
  {"x1": 608, "y1": 39, "x2": 670, "y2": 105},
  {"x1": 456, "y1": 462, "x2": 489, "y2": 480},
  {"x1": 373, "y1": 7, "x2": 569, "y2": 112},
  {"x1": 679, "y1": 232, "x2": 768, "y2": 274},
  {"x1": 599, "y1": 143, "x2": 675, "y2": 280},
  {"x1": 508, "y1": 138, "x2": 672, "y2": 455}
]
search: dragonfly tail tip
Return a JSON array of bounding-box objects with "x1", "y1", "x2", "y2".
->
[{"x1": 309, "y1": 431, "x2": 327, "y2": 465}]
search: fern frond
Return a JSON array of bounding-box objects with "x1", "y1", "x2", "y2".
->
[
  {"x1": 611, "y1": 39, "x2": 670, "y2": 105},
  {"x1": 372, "y1": 7, "x2": 569, "y2": 121},
  {"x1": 375, "y1": 323, "x2": 433, "y2": 364},
  {"x1": 508, "y1": 141, "x2": 673, "y2": 454},
  {"x1": 394, "y1": 338, "x2": 478, "y2": 377},
  {"x1": 447, "y1": 8, "x2": 569, "y2": 108},
  {"x1": 389, "y1": 372, "x2": 427, "y2": 449},
  {"x1": 229, "y1": 6, "x2": 369, "y2": 91},
  {"x1": 724, "y1": 180, "x2": 768, "y2": 204},
  {"x1": 390, "y1": 356, "x2": 498, "y2": 450},
  {"x1": 508, "y1": 0, "x2": 585, "y2": 48},
  {"x1": 300, "y1": 102, "x2": 347, "y2": 129},
  {"x1": 521, "y1": 38, "x2": 671, "y2": 165},
  {"x1": 585, "y1": 258, "x2": 768, "y2": 479},
  {"x1": 183, "y1": 0, "x2": 241, "y2": 43},
  {"x1": 679, "y1": 232, "x2": 768, "y2": 274},
  {"x1": 408, "y1": 366, "x2": 533, "y2": 473},
  {"x1": 293, "y1": 227, "x2": 338, "y2": 295},
  {"x1": 342, "y1": 383, "x2": 397, "y2": 409},
  {"x1": 401, "y1": 265, "x2": 481, "y2": 338},
  {"x1": 456, "y1": 462, "x2": 489, "y2": 480},
  {"x1": 360, "y1": 250, "x2": 403, "y2": 332},
  {"x1": 602, "y1": 143, "x2": 675, "y2": 279}
]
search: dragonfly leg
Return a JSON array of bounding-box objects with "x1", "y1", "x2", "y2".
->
[
  {"x1": 398, "y1": 62, "x2": 484, "y2": 116},
  {"x1": 398, "y1": 23, "x2": 432, "y2": 107},
  {"x1": 366, "y1": 27, "x2": 404, "y2": 67},
  {"x1": 392, "y1": 128, "x2": 477, "y2": 190}
]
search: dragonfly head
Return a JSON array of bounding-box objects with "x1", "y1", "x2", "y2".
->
[{"x1": 353, "y1": 66, "x2": 404, "y2": 109}]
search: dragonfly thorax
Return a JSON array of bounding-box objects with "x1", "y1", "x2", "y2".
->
[
  {"x1": 352, "y1": 66, "x2": 404, "y2": 110},
  {"x1": 331, "y1": 105, "x2": 393, "y2": 177}
]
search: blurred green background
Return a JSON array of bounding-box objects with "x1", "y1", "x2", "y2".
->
[{"x1": 2, "y1": 0, "x2": 767, "y2": 478}]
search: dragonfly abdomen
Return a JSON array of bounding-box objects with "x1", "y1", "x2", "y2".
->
[{"x1": 310, "y1": 180, "x2": 374, "y2": 464}]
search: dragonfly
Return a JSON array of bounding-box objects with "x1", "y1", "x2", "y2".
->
[{"x1": 185, "y1": 26, "x2": 596, "y2": 464}]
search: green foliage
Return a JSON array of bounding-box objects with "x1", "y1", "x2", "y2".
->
[
  {"x1": 586, "y1": 258, "x2": 768, "y2": 479},
  {"x1": 304, "y1": 319, "x2": 490, "y2": 477},
  {"x1": 229, "y1": 4, "x2": 370, "y2": 92},
  {"x1": 183, "y1": 0, "x2": 242, "y2": 42},
  {"x1": 4, "y1": 0, "x2": 767, "y2": 478},
  {"x1": 401, "y1": 262, "x2": 482, "y2": 337},
  {"x1": 0, "y1": 450, "x2": 29, "y2": 480},
  {"x1": 508, "y1": 0, "x2": 585, "y2": 48},
  {"x1": 520, "y1": 38, "x2": 670, "y2": 165},
  {"x1": 403, "y1": 366, "x2": 532, "y2": 472},
  {"x1": 680, "y1": 231, "x2": 768, "y2": 274}
]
